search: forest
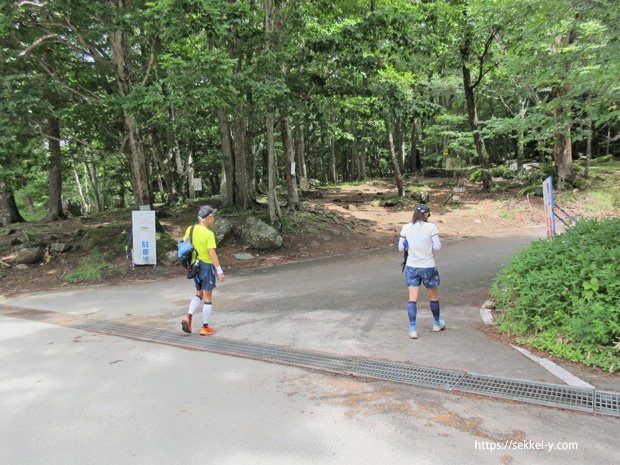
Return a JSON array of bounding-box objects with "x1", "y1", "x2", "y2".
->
[{"x1": 1, "y1": 0, "x2": 618, "y2": 225}]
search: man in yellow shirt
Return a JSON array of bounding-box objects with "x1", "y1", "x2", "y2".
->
[{"x1": 181, "y1": 205, "x2": 224, "y2": 335}]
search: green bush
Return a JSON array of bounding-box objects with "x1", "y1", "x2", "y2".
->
[
  {"x1": 490, "y1": 218, "x2": 620, "y2": 372},
  {"x1": 468, "y1": 168, "x2": 483, "y2": 183}
]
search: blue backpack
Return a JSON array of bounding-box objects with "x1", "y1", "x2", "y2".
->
[{"x1": 177, "y1": 225, "x2": 197, "y2": 269}]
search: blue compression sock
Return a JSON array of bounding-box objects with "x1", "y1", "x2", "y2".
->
[
  {"x1": 407, "y1": 301, "x2": 417, "y2": 328},
  {"x1": 430, "y1": 301, "x2": 440, "y2": 324}
]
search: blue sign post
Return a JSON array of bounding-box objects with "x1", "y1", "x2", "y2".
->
[{"x1": 542, "y1": 176, "x2": 578, "y2": 238}]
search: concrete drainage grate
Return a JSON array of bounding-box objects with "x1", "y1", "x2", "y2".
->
[
  {"x1": 2, "y1": 304, "x2": 619, "y2": 417},
  {"x1": 454, "y1": 373, "x2": 595, "y2": 413},
  {"x1": 63, "y1": 318, "x2": 620, "y2": 417},
  {"x1": 595, "y1": 391, "x2": 620, "y2": 417},
  {"x1": 354, "y1": 360, "x2": 464, "y2": 390}
]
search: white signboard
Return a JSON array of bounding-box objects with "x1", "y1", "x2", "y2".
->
[
  {"x1": 542, "y1": 176, "x2": 555, "y2": 238},
  {"x1": 290, "y1": 161, "x2": 296, "y2": 176},
  {"x1": 193, "y1": 178, "x2": 203, "y2": 191},
  {"x1": 132, "y1": 210, "x2": 157, "y2": 265}
]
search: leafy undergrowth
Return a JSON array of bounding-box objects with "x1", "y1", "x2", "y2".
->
[
  {"x1": 491, "y1": 218, "x2": 620, "y2": 372},
  {"x1": 64, "y1": 249, "x2": 111, "y2": 283}
]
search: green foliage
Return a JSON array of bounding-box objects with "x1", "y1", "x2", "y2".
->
[
  {"x1": 517, "y1": 184, "x2": 543, "y2": 196},
  {"x1": 1, "y1": 0, "x2": 619, "y2": 220},
  {"x1": 491, "y1": 218, "x2": 620, "y2": 371},
  {"x1": 64, "y1": 250, "x2": 110, "y2": 283}
]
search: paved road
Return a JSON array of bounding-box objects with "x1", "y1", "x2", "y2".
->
[{"x1": 1, "y1": 226, "x2": 619, "y2": 464}]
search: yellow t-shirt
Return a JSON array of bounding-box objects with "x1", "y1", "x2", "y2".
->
[{"x1": 184, "y1": 224, "x2": 216, "y2": 264}]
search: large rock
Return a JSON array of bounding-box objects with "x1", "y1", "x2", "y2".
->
[
  {"x1": 14, "y1": 247, "x2": 43, "y2": 265},
  {"x1": 50, "y1": 243, "x2": 71, "y2": 253},
  {"x1": 411, "y1": 190, "x2": 430, "y2": 203},
  {"x1": 240, "y1": 217, "x2": 283, "y2": 250},
  {"x1": 158, "y1": 250, "x2": 179, "y2": 266},
  {"x1": 212, "y1": 217, "x2": 234, "y2": 245}
]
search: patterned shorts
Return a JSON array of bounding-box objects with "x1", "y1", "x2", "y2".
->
[
  {"x1": 404, "y1": 266, "x2": 440, "y2": 288},
  {"x1": 194, "y1": 262, "x2": 217, "y2": 291}
]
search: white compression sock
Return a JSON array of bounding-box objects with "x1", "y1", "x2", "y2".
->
[
  {"x1": 203, "y1": 302, "x2": 213, "y2": 325},
  {"x1": 188, "y1": 295, "x2": 201, "y2": 315}
]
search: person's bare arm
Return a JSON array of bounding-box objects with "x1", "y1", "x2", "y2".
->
[{"x1": 209, "y1": 248, "x2": 224, "y2": 281}]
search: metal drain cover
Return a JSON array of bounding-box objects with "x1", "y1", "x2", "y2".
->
[{"x1": 2, "y1": 304, "x2": 619, "y2": 417}]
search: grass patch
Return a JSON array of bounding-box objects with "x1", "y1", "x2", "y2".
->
[
  {"x1": 586, "y1": 190, "x2": 615, "y2": 211},
  {"x1": 491, "y1": 218, "x2": 620, "y2": 372},
  {"x1": 498, "y1": 208, "x2": 522, "y2": 220},
  {"x1": 317, "y1": 181, "x2": 367, "y2": 189},
  {"x1": 64, "y1": 250, "x2": 110, "y2": 283}
]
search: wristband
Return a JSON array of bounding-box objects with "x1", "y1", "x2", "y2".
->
[{"x1": 216, "y1": 266, "x2": 223, "y2": 275}]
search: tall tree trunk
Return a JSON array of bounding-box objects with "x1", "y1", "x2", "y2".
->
[
  {"x1": 410, "y1": 116, "x2": 420, "y2": 173},
  {"x1": 264, "y1": 0, "x2": 281, "y2": 221},
  {"x1": 0, "y1": 179, "x2": 25, "y2": 226},
  {"x1": 84, "y1": 159, "x2": 103, "y2": 213},
  {"x1": 351, "y1": 121, "x2": 360, "y2": 181},
  {"x1": 517, "y1": 100, "x2": 527, "y2": 172},
  {"x1": 150, "y1": 146, "x2": 166, "y2": 203},
  {"x1": 329, "y1": 134, "x2": 337, "y2": 183},
  {"x1": 44, "y1": 113, "x2": 66, "y2": 221},
  {"x1": 280, "y1": 114, "x2": 299, "y2": 209},
  {"x1": 72, "y1": 162, "x2": 89, "y2": 213},
  {"x1": 218, "y1": 109, "x2": 235, "y2": 207},
  {"x1": 295, "y1": 122, "x2": 309, "y2": 191},
  {"x1": 360, "y1": 135, "x2": 367, "y2": 180},
  {"x1": 552, "y1": 121, "x2": 574, "y2": 186},
  {"x1": 233, "y1": 107, "x2": 250, "y2": 209},
  {"x1": 38, "y1": 12, "x2": 65, "y2": 220},
  {"x1": 264, "y1": 0, "x2": 279, "y2": 220},
  {"x1": 584, "y1": 117, "x2": 592, "y2": 180},
  {"x1": 109, "y1": 12, "x2": 152, "y2": 207},
  {"x1": 385, "y1": 120, "x2": 404, "y2": 197},
  {"x1": 150, "y1": 131, "x2": 177, "y2": 203},
  {"x1": 460, "y1": 43, "x2": 492, "y2": 191},
  {"x1": 266, "y1": 112, "x2": 281, "y2": 223},
  {"x1": 395, "y1": 117, "x2": 406, "y2": 169},
  {"x1": 187, "y1": 152, "x2": 195, "y2": 200}
]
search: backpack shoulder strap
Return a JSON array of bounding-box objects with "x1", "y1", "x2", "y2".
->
[{"x1": 189, "y1": 225, "x2": 199, "y2": 259}]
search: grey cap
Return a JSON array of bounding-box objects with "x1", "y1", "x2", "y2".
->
[
  {"x1": 197, "y1": 205, "x2": 217, "y2": 220},
  {"x1": 415, "y1": 203, "x2": 430, "y2": 214}
]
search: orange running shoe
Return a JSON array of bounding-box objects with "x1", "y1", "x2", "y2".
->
[
  {"x1": 199, "y1": 325, "x2": 215, "y2": 336},
  {"x1": 181, "y1": 314, "x2": 193, "y2": 334}
]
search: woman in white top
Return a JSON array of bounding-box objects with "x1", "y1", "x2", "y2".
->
[{"x1": 398, "y1": 204, "x2": 446, "y2": 339}]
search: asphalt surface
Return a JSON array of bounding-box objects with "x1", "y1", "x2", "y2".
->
[{"x1": 1, "y1": 225, "x2": 619, "y2": 464}]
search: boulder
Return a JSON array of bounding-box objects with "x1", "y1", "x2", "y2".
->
[
  {"x1": 14, "y1": 247, "x2": 43, "y2": 265},
  {"x1": 50, "y1": 243, "x2": 71, "y2": 253},
  {"x1": 212, "y1": 217, "x2": 234, "y2": 245},
  {"x1": 411, "y1": 190, "x2": 430, "y2": 203},
  {"x1": 240, "y1": 217, "x2": 283, "y2": 250},
  {"x1": 158, "y1": 250, "x2": 179, "y2": 266}
]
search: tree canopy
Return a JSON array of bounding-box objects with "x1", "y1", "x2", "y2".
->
[{"x1": 1, "y1": 0, "x2": 618, "y2": 224}]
